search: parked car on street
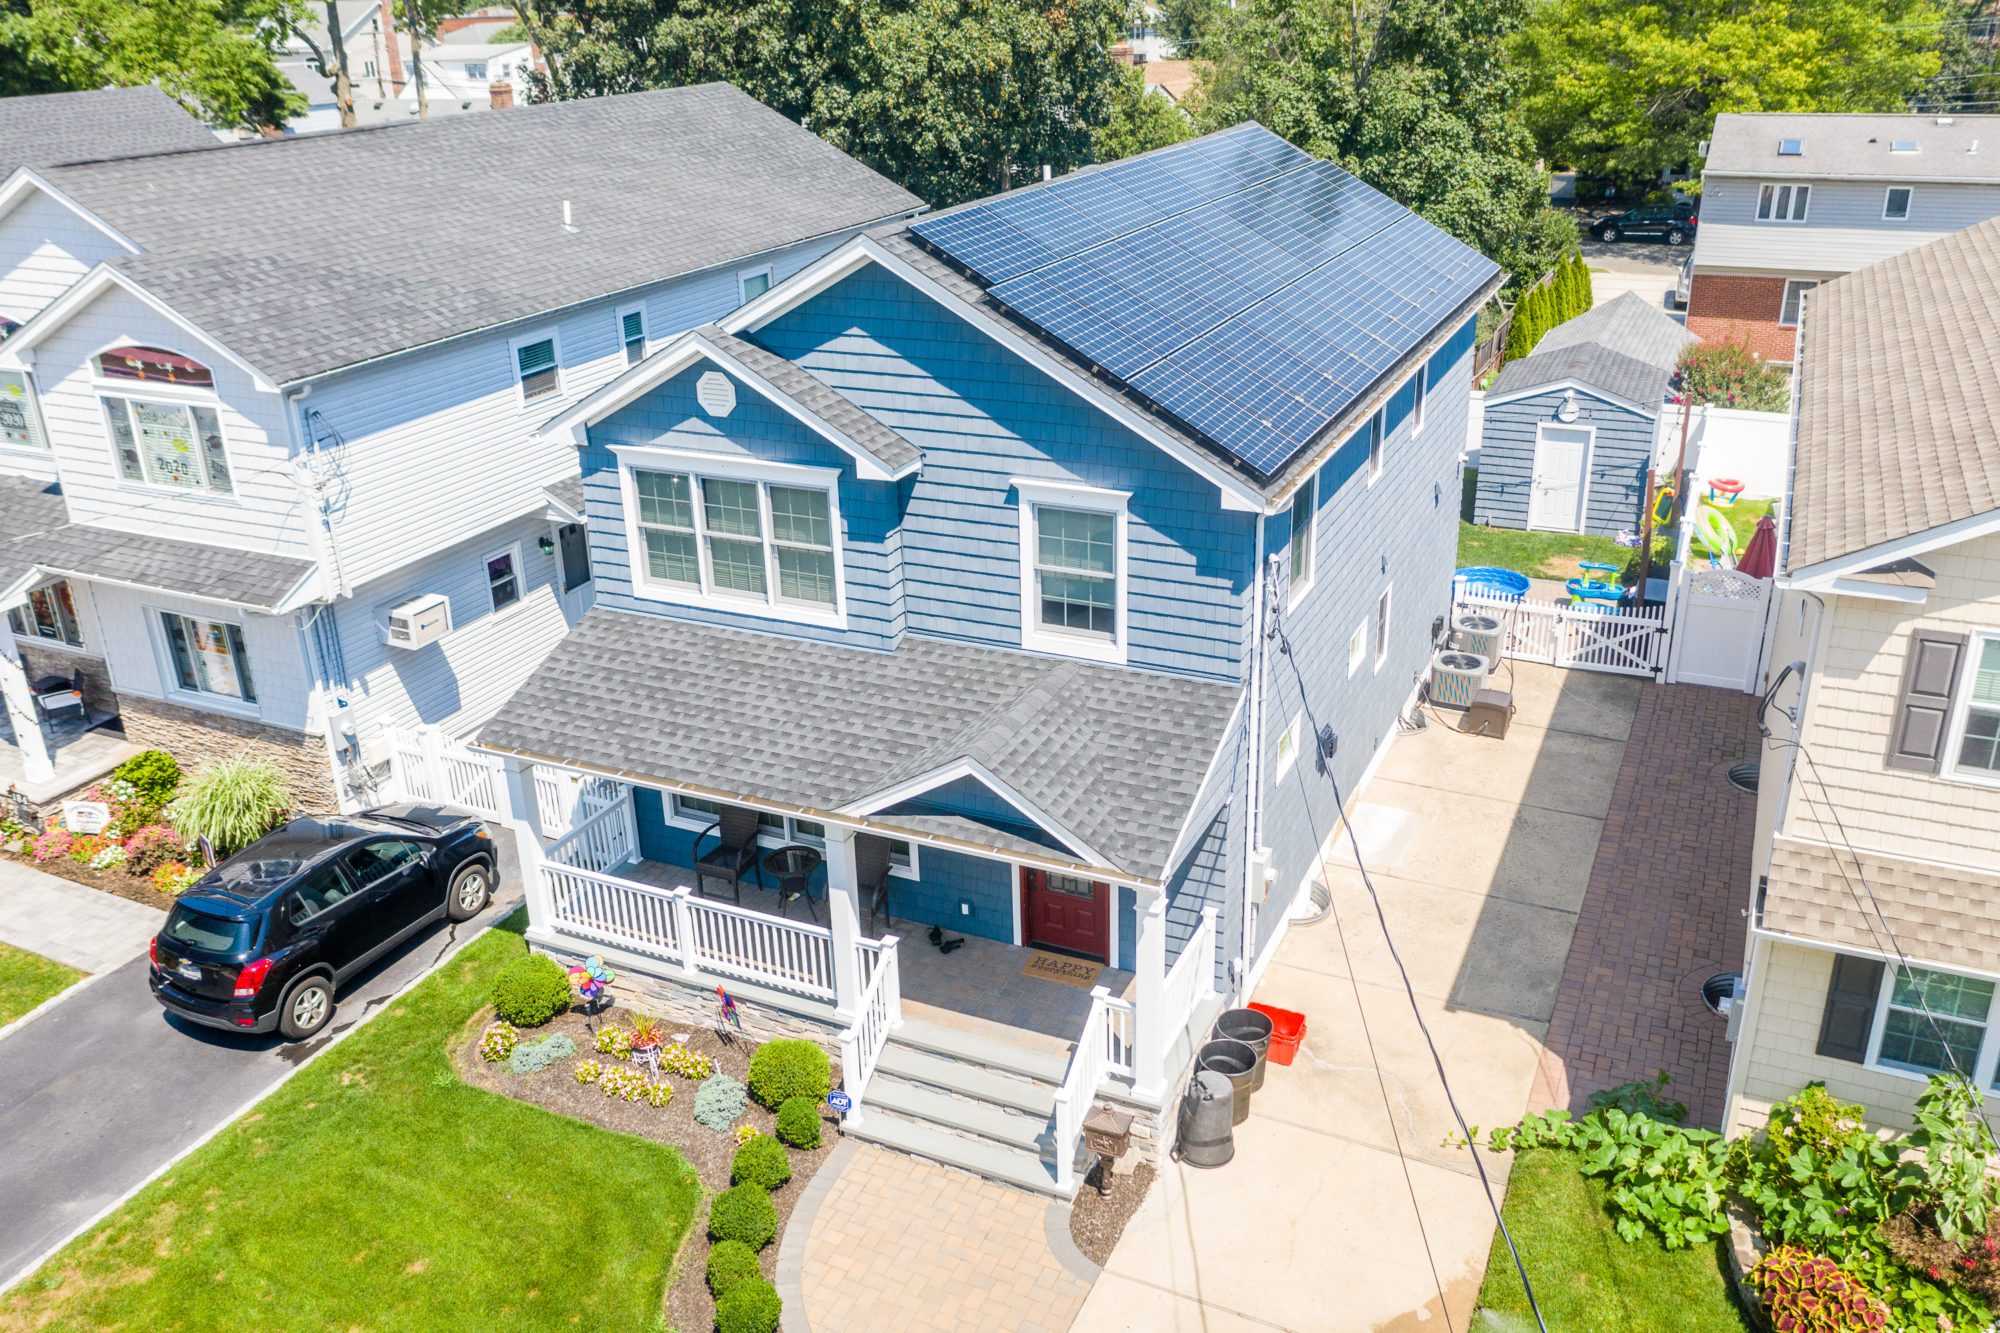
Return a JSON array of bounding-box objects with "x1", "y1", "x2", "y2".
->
[
  {"x1": 1592, "y1": 202, "x2": 1699, "y2": 246},
  {"x1": 149, "y1": 804, "x2": 497, "y2": 1040}
]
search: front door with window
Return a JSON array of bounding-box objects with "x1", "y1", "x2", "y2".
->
[
  {"x1": 1021, "y1": 868, "x2": 1110, "y2": 962},
  {"x1": 1529, "y1": 425, "x2": 1591, "y2": 532}
]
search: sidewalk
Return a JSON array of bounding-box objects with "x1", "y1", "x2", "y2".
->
[{"x1": 0, "y1": 860, "x2": 164, "y2": 973}]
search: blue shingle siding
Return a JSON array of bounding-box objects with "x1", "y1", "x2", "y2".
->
[
  {"x1": 887, "y1": 774, "x2": 1039, "y2": 828},
  {"x1": 887, "y1": 845, "x2": 1016, "y2": 944},
  {"x1": 1472, "y1": 387, "x2": 1655, "y2": 538},
  {"x1": 582, "y1": 359, "x2": 906, "y2": 650},
  {"x1": 1254, "y1": 319, "x2": 1476, "y2": 958},
  {"x1": 755, "y1": 264, "x2": 1256, "y2": 682}
]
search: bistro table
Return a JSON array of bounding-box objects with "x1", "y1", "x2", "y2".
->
[{"x1": 762, "y1": 844, "x2": 824, "y2": 923}]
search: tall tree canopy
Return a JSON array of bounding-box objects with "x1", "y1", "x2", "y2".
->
[
  {"x1": 0, "y1": 0, "x2": 303, "y2": 129},
  {"x1": 518, "y1": 0, "x2": 1128, "y2": 207},
  {"x1": 1197, "y1": 0, "x2": 1574, "y2": 286},
  {"x1": 1094, "y1": 64, "x2": 1195, "y2": 162},
  {"x1": 1515, "y1": 0, "x2": 1948, "y2": 186}
]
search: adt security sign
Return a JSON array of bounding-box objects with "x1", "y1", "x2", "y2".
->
[{"x1": 826, "y1": 1090, "x2": 853, "y2": 1116}]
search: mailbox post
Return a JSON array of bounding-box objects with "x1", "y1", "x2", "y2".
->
[{"x1": 1081, "y1": 1104, "x2": 1134, "y2": 1197}]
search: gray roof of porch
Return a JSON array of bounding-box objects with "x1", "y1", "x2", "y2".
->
[{"x1": 478, "y1": 608, "x2": 1240, "y2": 881}]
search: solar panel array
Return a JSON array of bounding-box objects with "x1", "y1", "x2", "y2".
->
[{"x1": 908, "y1": 124, "x2": 1500, "y2": 477}]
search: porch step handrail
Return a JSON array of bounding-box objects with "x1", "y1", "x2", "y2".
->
[
  {"x1": 837, "y1": 935, "x2": 901, "y2": 1128},
  {"x1": 1161, "y1": 905, "x2": 1219, "y2": 1046},
  {"x1": 543, "y1": 788, "x2": 637, "y2": 875},
  {"x1": 1100, "y1": 995, "x2": 1136, "y2": 1077},
  {"x1": 1051, "y1": 986, "x2": 1118, "y2": 1195}
]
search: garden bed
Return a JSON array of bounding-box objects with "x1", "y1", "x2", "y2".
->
[
  {"x1": 456, "y1": 1001, "x2": 838, "y2": 1333},
  {"x1": 0, "y1": 841, "x2": 181, "y2": 909}
]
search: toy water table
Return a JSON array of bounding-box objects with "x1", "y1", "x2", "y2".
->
[
  {"x1": 1705, "y1": 477, "x2": 1745, "y2": 508},
  {"x1": 1565, "y1": 560, "x2": 1623, "y2": 608}
]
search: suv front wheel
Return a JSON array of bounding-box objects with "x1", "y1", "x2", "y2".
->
[
  {"x1": 1663, "y1": 226, "x2": 1687, "y2": 246},
  {"x1": 279, "y1": 975, "x2": 335, "y2": 1040},
  {"x1": 446, "y1": 863, "x2": 493, "y2": 922}
]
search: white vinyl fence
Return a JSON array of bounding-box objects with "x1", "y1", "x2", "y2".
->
[
  {"x1": 385, "y1": 726, "x2": 505, "y2": 817},
  {"x1": 1455, "y1": 591, "x2": 1668, "y2": 678}
]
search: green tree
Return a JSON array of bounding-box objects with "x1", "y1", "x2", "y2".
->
[
  {"x1": 1515, "y1": 0, "x2": 1947, "y2": 188},
  {"x1": 1157, "y1": 0, "x2": 1226, "y2": 56},
  {"x1": 1197, "y1": 0, "x2": 1574, "y2": 291},
  {"x1": 485, "y1": 20, "x2": 530, "y2": 43},
  {"x1": 1094, "y1": 64, "x2": 1195, "y2": 162},
  {"x1": 0, "y1": 0, "x2": 304, "y2": 129}
]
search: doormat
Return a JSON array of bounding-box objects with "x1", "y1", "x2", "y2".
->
[{"x1": 1022, "y1": 952, "x2": 1102, "y2": 991}]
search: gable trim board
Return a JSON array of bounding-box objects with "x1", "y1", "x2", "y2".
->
[
  {"x1": 1480, "y1": 377, "x2": 1659, "y2": 419},
  {"x1": 836, "y1": 757, "x2": 1106, "y2": 866},
  {"x1": 0, "y1": 169, "x2": 140, "y2": 252},
  {"x1": 0, "y1": 262, "x2": 278, "y2": 393}
]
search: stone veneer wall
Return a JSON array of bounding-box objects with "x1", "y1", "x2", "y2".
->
[
  {"x1": 536, "y1": 938, "x2": 847, "y2": 1055},
  {"x1": 115, "y1": 693, "x2": 338, "y2": 813}
]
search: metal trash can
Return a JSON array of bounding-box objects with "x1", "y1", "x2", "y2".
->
[
  {"x1": 1196, "y1": 1037, "x2": 1258, "y2": 1126},
  {"x1": 1175, "y1": 1069, "x2": 1235, "y2": 1168},
  {"x1": 1212, "y1": 1008, "x2": 1273, "y2": 1092}
]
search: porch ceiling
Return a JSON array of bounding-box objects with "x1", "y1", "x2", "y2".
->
[{"x1": 479, "y1": 607, "x2": 1239, "y2": 881}]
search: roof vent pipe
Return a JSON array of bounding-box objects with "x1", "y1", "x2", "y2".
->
[
  {"x1": 1937, "y1": 115, "x2": 1955, "y2": 125},
  {"x1": 561, "y1": 199, "x2": 578, "y2": 234},
  {"x1": 1042, "y1": 164, "x2": 1052, "y2": 182},
  {"x1": 1972, "y1": 139, "x2": 1982, "y2": 154}
]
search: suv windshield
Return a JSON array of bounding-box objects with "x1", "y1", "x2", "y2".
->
[{"x1": 162, "y1": 904, "x2": 255, "y2": 954}]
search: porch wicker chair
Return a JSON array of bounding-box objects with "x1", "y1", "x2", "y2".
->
[
  {"x1": 694, "y1": 805, "x2": 763, "y2": 905},
  {"x1": 856, "y1": 833, "x2": 894, "y2": 934}
]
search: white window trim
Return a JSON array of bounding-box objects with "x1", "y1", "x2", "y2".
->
[
  {"x1": 1862, "y1": 960, "x2": 2000, "y2": 1090},
  {"x1": 1778, "y1": 279, "x2": 1817, "y2": 330},
  {"x1": 613, "y1": 445, "x2": 849, "y2": 631},
  {"x1": 1374, "y1": 584, "x2": 1393, "y2": 671},
  {"x1": 1013, "y1": 477, "x2": 1130, "y2": 666},
  {"x1": 509, "y1": 327, "x2": 565, "y2": 407},
  {"x1": 1286, "y1": 474, "x2": 1316, "y2": 611},
  {"x1": 1755, "y1": 181, "x2": 1811, "y2": 224},
  {"x1": 1942, "y1": 628, "x2": 2000, "y2": 790},
  {"x1": 1275, "y1": 712, "x2": 1302, "y2": 780},
  {"x1": 482, "y1": 542, "x2": 525, "y2": 614},
  {"x1": 0, "y1": 368, "x2": 50, "y2": 455},
  {"x1": 737, "y1": 265, "x2": 777, "y2": 305},
  {"x1": 1883, "y1": 186, "x2": 1914, "y2": 222},
  {"x1": 95, "y1": 386, "x2": 240, "y2": 501},
  {"x1": 1409, "y1": 363, "x2": 1428, "y2": 438},
  {"x1": 1347, "y1": 618, "x2": 1369, "y2": 678},
  {"x1": 147, "y1": 608, "x2": 261, "y2": 720},
  {"x1": 616, "y1": 303, "x2": 648, "y2": 365},
  {"x1": 1365, "y1": 407, "x2": 1387, "y2": 487},
  {"x1": 8, "y1": 579, "x2": 87, "y2": 652},
  {"x1": 663, "y1": 794, "x2": 920, "y2": 878}
]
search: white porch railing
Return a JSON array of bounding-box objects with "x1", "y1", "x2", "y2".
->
[
  {"x1": 681, "y1": 892, "x2": 837, "y2": 1001},
  {"x1": 1100, "y1": 995, "x2": 1136, "y2": 1079},
  {"x1": 545, "y1": 862, "x2": 682, "y2": 959},
  {"x1": 533, "y1": 767, "x2": 624, "y2": 838},
  {"x1": 1051, "y1": 985, "x2": 1119, "y2": 1194},
  {"x1": 1162, "y1": 906, "x2": 1219, "y2": 1044},
  {"x1": 838, "y1": 935, "x2": 902, "y2": 1127},
  {"x1": 544, "y1": 788, "x2": 638, "y2": 874}
]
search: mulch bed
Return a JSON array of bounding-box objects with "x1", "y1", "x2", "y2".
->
[
  {"x1": 0, "y1": 848, "x2": 178, "y2": 910},
  {"x1": 455, "y1": 1003, "x2": 839, "y2": 1333},
  {"x1": 1069, "y1": 1161, "x2": 1156, "y2": 1267}
]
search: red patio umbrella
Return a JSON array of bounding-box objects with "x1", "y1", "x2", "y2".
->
[{"x1": 1736, "y1": 513, "x2": 1778, "y2": 579}]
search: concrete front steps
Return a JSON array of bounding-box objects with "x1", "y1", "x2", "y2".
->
[{"x1": 845, "y1": 1018, "x2": 1081, "y2": 1198}]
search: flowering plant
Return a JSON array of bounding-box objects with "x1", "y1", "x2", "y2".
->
[
  {"x1": 152, "y1": 861, "x2": 200, "y2": 895},
  {"x1": 573, "y1": 1059, "x2": 602, "y2": 1085},
  {"x1": 89, "y1": 844, "x2": 127, "y2": 871},
  {"x1": 639, "y1": 1080, "x2": 673, "y2": 1108},
  {"x1": 68, "y1": 833, "x2": 107, "y2": 864},
  {"x1": 733, "y1": 1124, "x2": 762, "y2": 1147},
  {"x1": 122, "y1": 824, "x2": 182, "y2": 875},
  {"x1": 594, "y1": 1025, "x2": 633, "y2": 1060},
  {"x1": 661, "y1": 1042, "x2": 714, "y2": 1081},
  {"x1": 628, "y1": 1013, "x2": 664, "y2": 1051},
  {"x1": 599, "y1": 1066, "x2": 647, "y2": 1101},
  {"x1": 31, "y1": 826, "x2": 71, "y2": 862},
  {"x1": 480, "y1": 1021, "x2": 520, "y2": 1063}
]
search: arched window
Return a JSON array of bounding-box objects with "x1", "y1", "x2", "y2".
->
[{"x1": 93, "y1": 345, "x2": 215, "y2": 389}]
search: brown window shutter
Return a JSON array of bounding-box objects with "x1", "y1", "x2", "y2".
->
[
  {"x1": 1816, "y1": 954, "x2": 1885, "y2": 1062},
  {"x1": 1885, "y1": 630, "x2": 1969, "y2": 773}
]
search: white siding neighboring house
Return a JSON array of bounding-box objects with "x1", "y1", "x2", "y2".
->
[
  {"x1": 0, "y1": 84, "x2": 921, "y2": 810},
  {"x1": 1723, "y1": 218, "x2": 2000, "y2": 1136}
]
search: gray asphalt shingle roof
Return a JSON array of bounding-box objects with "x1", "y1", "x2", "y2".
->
[
  {"x1": 39, "y1": 84, "x2": 921, "y2": 384},
  {"x1": 1488, "y1": 292, "x2": 1697, "y2": 409},
  {"x1": 1704, "y1": 112, "x2": 2000, "y2": 183},
  {"x1": 703, "y1": 327, "x2": 920, "y2": 474},
  {"x1": 0, "y1": 476, "x2": 316, "y2": 609},
  {"x1": 479, "y1": 608, "x2": 1238, "y2": 881},
  {"x1": 1789, "y1": 217, "x2": 2000, "y2": 572},
  {"x1": 0, "y1": 86, "x2": 217, "y2": 178}
]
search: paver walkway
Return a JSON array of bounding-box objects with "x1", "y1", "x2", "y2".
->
[
  {"x1": 0, "y1": 859, "x2": 165, "y2": 973},
  {"x1": 1528, "y1": 683, "x2": 1758, "y2": 1127},
  {"x1": 791, "y1": 1142, "x2": 1094, "y2": 1332}
]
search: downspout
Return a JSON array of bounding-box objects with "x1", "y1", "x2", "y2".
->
[{"x1": 1236, "y1": 517, "x2": 1270, "y2": 999}]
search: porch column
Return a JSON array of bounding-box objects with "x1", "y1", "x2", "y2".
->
[
  {"x1": 0, "y1": 632, "x2": 53, "y2": 786},
  {"x1": 496, "y1": 755, "x2": 551, "y2": 931},
  {"x1": 1131, "y1": 885, "x2": 1169, "y2": 1102},
  {"x1": 823, "y1": 826, "x2": 863, "y2": 1023}
]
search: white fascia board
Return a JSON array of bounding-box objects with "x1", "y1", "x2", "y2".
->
[
  {"x1": 538, "y1": 336, "x2": 711, "y2": 444},
  {"x1": 1786, "y1": 508, "x2": 2000, "y2": 588},
  {"x1": 836, "y1": 756, "x2": 1114, "y2": 870},
  {"x1": 271, "y1": 565, "x2": 331, "y2": 614},
  {"x1": 0, "y1": 264, "x2": 279, "y2": 393},
  {"x1": 0, "y1": 168, "x2": 141, "y2": 252},
  {"x1": 1478, "y1": 377, "x2": 1657, "y2": 418},
  {"x1": 542, "y1": 487, "x2": 584, "y2": 524}
]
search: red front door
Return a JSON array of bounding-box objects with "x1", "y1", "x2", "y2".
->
[{"x1": 1021, "y1": 868, "x2": 1110, "y2": 962}]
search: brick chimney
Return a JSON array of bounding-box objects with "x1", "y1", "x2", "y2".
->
[{"x1": 489, "y1": 80, "x2": 516, "y2": 110}]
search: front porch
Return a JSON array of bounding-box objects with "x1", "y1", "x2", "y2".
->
[{"x1": 0, "y1": 689, "x2": 136, "y2": 809}]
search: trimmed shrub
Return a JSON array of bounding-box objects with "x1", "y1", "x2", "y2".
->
[
  {"x1": 714, "y1": 1276, "x2": 782, "y2": 1333},
  {"x1": 708, "y1": 1183, "x2": 779, "y2": 1250},
  {"x1": 775, "y1": 1096, "x2": 822, "y2": 1150},
  {"x1": 732, "y1": 1134, "x2": 792, "y2": 1191},
  {"x1": 694, "y1": 1073, "x2": 749, "y2": 1132},
  {"x1": 168, "y1": 757, "x2": 292, "y2": 856},
  {"x1": 506, "y1": 1032, "x2": 575, "y2": 1074},
  {"x1": 1748, "y1": 1246, "x2": 1888, "y2": 1331},
  {"x1": 112, "y1": 749, "x2": 181, "y2": 810},
  {"x1": 705, "y1": 1238, "x2": 762, "y2": 1298},
  {"x1": 490, "y1": 953, "x2": 572, "y2": 1027},
  {"x1": 122, "y1": 824, "x2": 183, "y2": 876},
  {"x1": 747, "y1": 1039, "x2": 831, "y2": 1110}
]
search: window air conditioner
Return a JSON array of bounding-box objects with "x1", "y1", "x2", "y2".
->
[{"x1": 386, "y1": 593, "x2": 451, "y2": 649}]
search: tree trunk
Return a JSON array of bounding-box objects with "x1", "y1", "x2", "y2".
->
[
  {"x1": 512, "y1": 0, "x2": 564, "y2": 91},
  {"x1": 403, "y1": 0, "x2": 428, "y2": 117},
  {"x1": 324, "y1": 0, "x2": 357, "y2": 128}
]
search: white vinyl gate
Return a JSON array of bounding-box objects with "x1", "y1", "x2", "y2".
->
[
  {"x1": 1455, "y1": 591, "x2": 1668, "y2": 678},
  {"x1": 1663, "y1": 565, "x2": 1772, "y2": 692}
]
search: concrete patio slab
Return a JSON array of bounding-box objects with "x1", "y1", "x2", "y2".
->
[
  {"x1": 1331, "y1": 780, "x2": 1604, "y2": 915},
  {"x1": 0, "y1": 860, "x2": 163, "y2": 974}
]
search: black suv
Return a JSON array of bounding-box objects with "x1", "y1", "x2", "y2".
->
[
  {"x1": 1591, "y1": 202, "x2": 1698, "y2": 246},
  {"x1": 149, "y1": 803, "x2": 497, "y2": 1040}
]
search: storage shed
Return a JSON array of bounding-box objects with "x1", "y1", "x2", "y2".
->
[{"x1": 1472, "y1": 292, "x2": 1698, "y2": 536}]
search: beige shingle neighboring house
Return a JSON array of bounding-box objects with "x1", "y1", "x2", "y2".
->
[{"x1": 1723, "y1": 217, "x2": 2000, "y2": 1134}]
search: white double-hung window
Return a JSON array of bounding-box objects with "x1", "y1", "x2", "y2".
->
[
  {"x1": 1015, "y1": 478, "x2": 1128, "y2": 665},
  {"x1": 621, "y1": 449, "x2": 844, "y2": 627}
]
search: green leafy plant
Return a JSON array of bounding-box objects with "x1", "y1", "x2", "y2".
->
[
  {"x1": 1882, "y1": 1207, "x2": 2000, "y2": 1305},
  {"x1": 694, "y1": 1073, "x2": 749, "y2": 1133},
  {"x1": 490, "y1": 954, "x2": 573, "y2": 1027},
  {"x1": 714, "y1": 1275, "x2": 781, "y2": 1333},
  {"x1": 1749, "y1": 1246, "x2": 1889, "y2": 1331},
  {"x1": 708, "y1": 1183, "x2": 778, "y2": 1250},
  {"x1": 1904, "y1": 1076, "x2": 1994, "y2": 1244},
  {"x1": 121, "y1": 824, "x2": 182, "y2": 876},
  {"x1": 506, "y1": 1033, "x2": 576, "y2": 1075},
  {"x1": 747, "y1": 1039, "x2": 831, "y2": 1111},
  {"x1": 638, "y1": 1079, "x2": 672, "y2": 1108},
  {"x1": 1675, "y1": 338, "x2": 1791, "y2": 412},
  {"x1": 732, "y1": 1135, "x2": 792, "y2": 1192},
  {"x1": 598, "y1": 1065, "x2": 647, "y2": 1100},
  {"x1": 573, "y1": 1059, "x2": 602, "y2": 1084},
  {"x1": 112, "y1": 750, "x2": 181, "y2": 812},
  {"x1": 661, "y1": 1042, "x2": 712, "y2": 1081},
  {"x1": 151, "y1": 861, "x2": 200, "y2": 896},
  {"x1": 594, "y1": 1024, "x2": 632, "y2": 1059},
  {"x1": 706, "y1": 1239, "x2": 762, "y2": 1299},
  {"x1": 627, "y1": 1013, "x2": 664, "y2": 1051},
  {"x1": 479, "y1": 1021, "x2": 519, "y2": 1062},
  {"x1": 1731, "y1": 1083, "x2": 1899, "y2": 1252},
  {"x1": 733, "y1": 1124, "x2": 761, "y2": 1147},
  {"x1": 168, "y1": 757, "x2": 292, "y2": 856},
  {"x1": 775, "y1": 1097, "x2": 822, "y2": 1151}
]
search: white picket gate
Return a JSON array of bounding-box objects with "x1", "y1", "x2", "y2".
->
[{"x1": 1455, "y1": 591, "x2": 1668, "y2": 678}]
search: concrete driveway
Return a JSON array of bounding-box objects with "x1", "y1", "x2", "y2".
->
[
  {"x1": 1074, "y1": 663, "x2": 1642, "y2": 1332},
  {"x1": 0, "y1": 826, "x2": 523, "y2": 1291}
]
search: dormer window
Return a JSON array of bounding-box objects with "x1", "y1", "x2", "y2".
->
[
  {"x1": 94, "y1": 345, "x2": 215, "y2": 388},
  {"x1": 1778, "y1": 138, "x2": 1805, "y2": 156}
]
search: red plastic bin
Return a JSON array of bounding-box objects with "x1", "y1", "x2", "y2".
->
[{"x1": 1248, "y1": 1002, "x2": 1306, "y2": 1066}]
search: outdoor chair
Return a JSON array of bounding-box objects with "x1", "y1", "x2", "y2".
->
[
  {"x1": 694, "y1": 805, "x2": 763, "y2": 904},
  {"x1": 856, "y1": 833, "x2": 894, "y2": 934},
  {"x1": 763, "y1": 844, "x2": 824, "y2": 923}
]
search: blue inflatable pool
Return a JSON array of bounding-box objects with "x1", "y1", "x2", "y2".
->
[{"x1": 1454, "y1": 566, "x2": 1531, "y2": 599}]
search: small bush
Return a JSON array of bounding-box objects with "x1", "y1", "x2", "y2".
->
[
  {"x1": 151, "y1": 861, "x2": 200, "y2": 895},
  {"x1": 31, "y1": 827, "x2": 71, "y2": 862},
  {"x1": 573, "y1": 1058, "x2": 602, "y2": 1084},
  {"x1": 68, "y1": 833, "x2": 107, "y2": 864},
  {"x1": 88, "y1": 844, "x2": 127, "y2": 871},
  {"x1": 598, "y1": 1065, "x2": 647, "y2": 1100},
  {"x1": 1748, "y1": 1245, "x2": 1888, "y2": 1331},
  {"x1": 594, "y1": 1024, "x2": 633, "y2": 1059},
  {"x1": 706, "y1": 1238, "x2": 762, "y2": 1298},
  {"x1": 113, "y1": 749, "x2": 182, "y2": 808},
  {"x1": 662, "y1": 1042, "x2": 713, "y2": 1081},
  {"x1": 168, "y1": 757, "x2": 292, "y2": 856},
  {"x1": 708, "y1": 1184, "x2": 778, "y2": 1250},
  {"x1": 775, "y1": 1096, "x2": 822, "y2": 1150},
  {"x1": 714, "y1": 1276, "x2": 781, "y2": 1333},
  {"x1": 1675, "y1": 338, "x2": 1790, "y2": 412},
  {"x1": 479, "y1": 1020, "x2": 519, "y2": 1062},
  {"x1": 732, "y1": 1135, "x2": 792, "y2": 1191},
  {"x1": 122, "y1": 824, "x2": 182, "y2": 875},
  {"x1": 491, "y1": 953, "x2": 572, "y2": 1027},
  {"x1": 638, "y1": 1079, "x2": 672, "y2": 1108},
  {"x1": 747, "y1": 1039, "x2": 830, "y2": 1110},
  {"x1": 695, "y1": 1073, "x2": 748, "y2": 1132},
  {"x1": 507, "y1": 1032, "x2": 576, "y2": 1074}
]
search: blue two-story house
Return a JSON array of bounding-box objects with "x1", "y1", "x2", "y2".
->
[{"x1": 477, "y1": 124, "x2": 1502, "y2": 1195}]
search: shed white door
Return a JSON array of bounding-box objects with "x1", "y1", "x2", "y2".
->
[{"x1": 1529, "y1": 425, "x2": 1592, "y2": 531}]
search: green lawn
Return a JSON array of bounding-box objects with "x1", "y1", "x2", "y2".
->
[
  {"x1": 1475, "y1": 1149, "x2": 1753, "y2": 1333},
  {"x1": 0, "y1": 941, "x2": 83, "y2": 1026},
  {"x1": 1, "y1": 913, "x2": 702, "y2": 1331}
]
